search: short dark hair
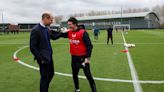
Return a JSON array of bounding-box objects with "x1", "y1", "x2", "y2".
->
[
  {"x1": 78, "y1": 24, "x2": 85, "y2": 29},
  {"x1": 42, "y1": 13, "x2": 51, "y2": 20},
  {"x1": 67, "y1": 17, "x2": 78, "y2": 26}
]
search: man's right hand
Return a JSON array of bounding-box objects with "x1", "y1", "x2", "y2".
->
[
  {"x1": 61, "y1": 28, "x2": 69, "y2": 33},
  {"x1": 62, "y1": 30, "x2": 69, "y2": 33}
]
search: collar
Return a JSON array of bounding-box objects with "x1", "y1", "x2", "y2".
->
[
  {"x1": 71, "y1": 27, "x2": 80, "y2": 32},
  {"x1": 40, "y1": 21, "x2": 46, "y2": 28}
]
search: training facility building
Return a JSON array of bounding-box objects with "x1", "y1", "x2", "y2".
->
[
  {"x1": 61, "y1": 11, "x2": 160, "y2": 29},
  {"x1": 0, "y1": 23, "x2": 59, "y2": 32}
]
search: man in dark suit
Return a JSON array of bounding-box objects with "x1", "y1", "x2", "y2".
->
[{"x1": 30, "y1": 12, "x2": 61, "y2": 92}]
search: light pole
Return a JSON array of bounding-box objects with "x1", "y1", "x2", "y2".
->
[
  {"x1": 1, "y1": 10, "x2": 4, "y2": 32},
  {"x1": 121, "y1": 7, "x2": 123, "y2": 24}
]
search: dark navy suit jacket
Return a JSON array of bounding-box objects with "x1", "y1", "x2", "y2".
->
[{"x1": 30, "y1": 24, "x2": 61, "y2": 64}]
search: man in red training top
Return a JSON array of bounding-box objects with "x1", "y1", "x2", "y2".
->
[{"x1": 61, "y1": 17, "x2": 97, "y2": 92}]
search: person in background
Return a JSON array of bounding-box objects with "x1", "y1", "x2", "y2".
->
[
  {"x1": 107, "y1": 26, "x2": 113, "y2": 45},
  {"x1": 93, "y1": 27, "x2": 100, "y2": 41}
]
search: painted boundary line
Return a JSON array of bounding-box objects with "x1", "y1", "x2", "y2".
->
[
  {"x1": 2, "y1": 42, "x2": 164, "y2": 45},
  {"x1": 121, "y1": 32, "x2": 143, "y2": 92},
  {"x1": 13, "y1": 45, "x2": 164, "y2": 84}
]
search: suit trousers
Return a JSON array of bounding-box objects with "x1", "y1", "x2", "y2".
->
[{"x1": 38, "y1": 59, "x2": 54, "y2": 92}]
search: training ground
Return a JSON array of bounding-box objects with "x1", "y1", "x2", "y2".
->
[{"x1": 0, "y1": 29, "x2": 164, "y2": 92}]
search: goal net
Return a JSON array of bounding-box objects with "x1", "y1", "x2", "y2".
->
[{"x1": 113, "y1": 24, "x2": 130, "y2": 31}]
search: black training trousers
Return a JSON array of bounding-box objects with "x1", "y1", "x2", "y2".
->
[
  {"x1": 107, "y1": 34, "x2": 113, "y2": 45},
  {"x1": 71, "y1": 55, "x2": 97, "y2": 92}
]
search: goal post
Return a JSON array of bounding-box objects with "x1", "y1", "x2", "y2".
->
[{"x1": 113, "y1": 24, "x2": 131, "y2": 31}]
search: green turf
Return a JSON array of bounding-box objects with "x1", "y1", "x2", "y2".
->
[{"x1": 0, "y1": 30, "x2": 164, "y2": 92}]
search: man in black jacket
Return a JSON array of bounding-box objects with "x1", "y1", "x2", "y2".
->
[
  {"x1": 107, "y1": 26, "x2": 113, "y2": 45},
  {"x1": 30, "y1": 12, "x2": 61, "y2": 92}
]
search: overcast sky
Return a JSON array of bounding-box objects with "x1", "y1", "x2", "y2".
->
[{"x1": 0, "y1": 0, "x2": 163, "y2": 23}]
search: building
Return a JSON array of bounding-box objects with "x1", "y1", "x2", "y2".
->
[
  {"x1": 61, "y1": 11, "x2": 160, "y2": 29},
  {"x1": 0, "y1": 23, "x2": 60, "y2": 32}
]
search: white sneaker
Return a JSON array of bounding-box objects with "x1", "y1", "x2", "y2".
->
[{"x1": 75, "y1": 89, "x2": 80, "y2": 92}]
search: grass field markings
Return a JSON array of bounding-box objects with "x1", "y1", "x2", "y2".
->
[
  {"x1": 13, "y1": 45, "x2": 164, "y2": 84},
  {"x1": 134, "y1": 43, "x2": 164, "y2": 45},
  {"x1": 141, "y1": 31, "x2": 164, "y2": 38},
  {"x1": 50, "y1": 42, "x2": 123, "y2": 45},
  {"x1": 121, "y1": 32, "x2": 143, "y2": 92},
  {"x1": 1, "y1": 42, "x2": 164, "y2": 45},
  {"x1": 121, "y1": 50, "x2": 129, "y2": 53},
  {"x1": 20, "y1": 55, "x2": 33, "y2": 62},
  {"x1": 51, "y1": 42, "x2": 164, "y2": 45},
  {"x1": 0, "y1": 43, "x2": 28, "y2": 45}
]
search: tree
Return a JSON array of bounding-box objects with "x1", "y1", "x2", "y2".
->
[
  {"x1": 128, "y1": 8, "x2": 133, "y2": 13},
  {"x1": 152, "y1": 5, "x2": 161, "y2": 17},
  {"x1": 160, "y1": 5, "x2": 164, "y2": 25},
  {"x1": 54, "y1": 16, "x2": 63, "y2": 24},
  {"x1": 160, "y1": 5, "x2": 164, "y2": 19},
  {"x1": 152, "y1": 5, "x2": 164, "y2": 27},
  {"x1": 142, "y1": 8, "x2": 150, "y2": 12}
]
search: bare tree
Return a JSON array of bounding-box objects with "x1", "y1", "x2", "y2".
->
[
  {"x1": 160, "y1": 5, "x2": 164, "y2": 19},
  {"x1": 128, "y1": 8, "x2": 133, "y2": 13},
  {"x1": 152, "y1": 5, "x2": 164, "y2": 27},
  {"x1": 142, "y1": 8, "x2": 150, "y2": 12},
  {"x1": 136, "y1": 8, "x2": 142, "y2": 13},
  {"x1": 54, "y1": 16, "x2": 63, "y2": 24},
  {"x1": 152, "y1": 5, "x2": 161, "y2": 17},
  {"x1": 160, "y1": 5, "x2": 164, "y2": 26}
]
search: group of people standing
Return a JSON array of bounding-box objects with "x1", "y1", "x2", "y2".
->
[{"x1": 30, "y1": 11, "x2": 116, "y2": 92}]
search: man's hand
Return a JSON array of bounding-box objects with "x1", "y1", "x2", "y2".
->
[
  {"x1": 84, "y1": 58, "x2": 90, "y2": 64},
  {"x1": 82, "y1": 58, "x2": 90, "y2": 67},
  {"x1": 61, "y1": 28, "x2": 69, "y2": 33},
  {"x1": 41, "y1": 60, "x2": 45, "y2": 64}
]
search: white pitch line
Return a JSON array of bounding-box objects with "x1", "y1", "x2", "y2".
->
[
  {"x1": 133, "y1": 43, "x2": 164, "y2": 45},
  {"x1": 1, "y1": 42, "x2": 164, "y2": 45},
  {"x1": 0, "y1": 43, "x2": 28, "y2": 45},
  {"x1": 121, "y1": 32, "x2": 143, "y2": 92},
  {"x1": 13, "y1": 45, "x2": 164, "y2": 84}
]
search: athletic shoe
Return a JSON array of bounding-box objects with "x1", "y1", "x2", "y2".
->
[{"x1": 74, "y1": 89, "x2": 80, "y2": 92}]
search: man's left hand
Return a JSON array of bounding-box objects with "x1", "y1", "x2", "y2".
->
[{"x1": 84, "y1": 58, "x2": 90, "y2": 64}]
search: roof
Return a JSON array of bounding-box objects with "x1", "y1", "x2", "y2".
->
[{"x1": 62, "y1": 11, "x2": 159, "y2": 22}]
